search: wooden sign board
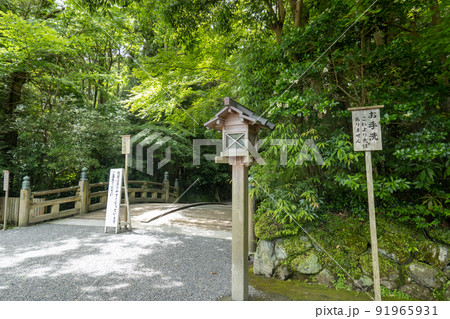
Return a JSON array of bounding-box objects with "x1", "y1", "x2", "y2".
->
[
  {"x1": 3, "y1": 170, "x2": 9, "y2": 191},
  {"x1": 105, "y1": 168, "x2": 131, "y2": 233},
  {"x1": 349, "y1": 106, "x2": 383, "y2": 152},
  {"x1": 121, "y1": 135, "x2": 131, "y2": 155}
]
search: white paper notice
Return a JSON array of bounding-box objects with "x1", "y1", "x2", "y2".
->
[{"x1": 105, "y1": 168, "x2": 123, "y2": 228}]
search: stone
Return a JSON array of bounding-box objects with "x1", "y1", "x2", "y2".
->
[
  {"x1": 444, "y1": 265, "x2": 450, "y2": 280},
  {"x1": 253, "y1": 240, "x2": 276, "y2": 277},
  {"x1": 380, "y1": 269, "x2": 401, "y2": 290},
  {"x1": 356, "y1": 275, "x2": 373, "y2": 289},
  {"x1": 274, "y1": 239, "x2": 287, "y2": 260},
  {"x1": 280, "y1": 235, "x2": 312, "y2": 256},
  {"x1": 443, "y1": 285, "x2": 450, "y2": 301},
  {"x1": 417, "y1": 241, "x2": 449, "y2": 269},
  {"x1": 378, "y1": 248, "x2": 412, "y2": 265},
  {"x1": 292, "y1": 251, "x2": 322, "y2": 275},
  {"x1": 342, "y1": 234, "x2": 368, "y2": 255},
  {"x1": 426, "y1": 227, "x2": 450, "y2": 246},
  {"x1": 360, "y1": 252, "x2": 401, "y2": 284},
  {"x1": 399, "y1": 283, "x2": 433, "y2": 301},
  {"x1": 275, "y1": 266, "x2": 290, "y2": 281},
  {"x1": 315, "y1": 269, "x2": 334, "y2": 288},
  {"x1": 408, "y1": 262, "x2": 444, "y2": 289}
]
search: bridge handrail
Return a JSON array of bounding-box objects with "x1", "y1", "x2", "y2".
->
[
  {"x1": 32, "y1": 186, "x2": 80, "y2": 197},
  {"x1": 17, "y1": 170, "x2": 179, "y2": 227}
]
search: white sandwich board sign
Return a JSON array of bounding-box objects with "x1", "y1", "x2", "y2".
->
[{"x1": 104, "y1": 168, "x2": 131, "y2": 233}]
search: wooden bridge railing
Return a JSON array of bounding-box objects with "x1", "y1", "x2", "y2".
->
[{"x1": 17, "y1": 169, "x2": 179, "y2": 227}]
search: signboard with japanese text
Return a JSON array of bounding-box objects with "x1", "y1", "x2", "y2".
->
[
  {"x1": 3, "y1": 170, "x2": 9, "y2": 191},
  {"x1": 121, "y1": 135, "x2": 131, "y2": 154},
  {"x1": 105, "y1": 168, "x2": 123, "y2": 229},
  {"x1": 350, "y1": 107, "x2": 383, "y2": 151}
]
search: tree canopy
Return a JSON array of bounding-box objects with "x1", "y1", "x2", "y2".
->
[{"x1": 0, "y1": 0, "x2": 448, "y2": 230}]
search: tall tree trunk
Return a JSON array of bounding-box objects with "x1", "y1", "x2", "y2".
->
[{"x1": 266, "y1": 0, "x2": 286, "y2": 45}]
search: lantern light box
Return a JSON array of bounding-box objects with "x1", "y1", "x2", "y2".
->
[{"x1": 204, "y1": 97, "x2": 275, "y2": 163}]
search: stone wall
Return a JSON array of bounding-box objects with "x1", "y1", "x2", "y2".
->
[{"x1": 253, "y1": 214, "x2": 450, "y2": 300}]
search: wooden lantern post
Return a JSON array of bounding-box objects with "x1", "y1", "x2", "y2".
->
[
  {"x1": 348, "y1": 105, "x2": 383, "y2": 301},
  {"x1": 205, "y1": 97, "x2": 274, "y2": 301}
]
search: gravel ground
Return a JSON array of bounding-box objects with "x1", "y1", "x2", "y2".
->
[{"x1": 0, "y1": 223, "x2": 256, "y2": 301}]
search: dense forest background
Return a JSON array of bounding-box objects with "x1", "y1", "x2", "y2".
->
[{"x1": 0, "y1": 0, "x2": 448, "y2": 232}]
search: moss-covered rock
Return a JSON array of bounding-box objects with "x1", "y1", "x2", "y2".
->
[
  {"x1": 373, "y1": 218, "x2": 424, "y2": 265},
  {"x1": 255, "y1": 212, "x2": 299, "y2": 240},
  {"x1": 253, "y1": 240, "x2": 276, "y2": 277},
  {"x1": 359, "y1": 252, "x2": 403, "y2": 289},
  {"x1": 342, "y1": 234, "x2": 368, "y2": 255},
  {"x1": 416, "y1": 241, "x2": 449, "y2": 269},
  {"x1": 280, "y1": 236, "x2": 312, "y2": 256},
  {"x1": 408, "y1": 262, "x2": 445, "y2": 289},
  {"x1": 291, "y1": 251, "x2": 322, "y2": 274},
  {"x1": 399, "y1": 283, "x2": 433, "y2": 301},
  {"x1": 427, "y1": 227, "x2": 450, "y2": 246}
]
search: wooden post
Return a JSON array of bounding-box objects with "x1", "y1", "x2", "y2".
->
[
  {"x1": 163, "y1": 171, "x2": 170, "y2": 203},
  {"x1": 142, "y1": 183, "x2": 148, "y2": 202},
  {"x1": 366, "y1": 151, "x2": 381, "y2": 301},
  {"x1": 248, "y1": 174, "x2": 256, "y2": 254},
  {"x1": 79, "y1": 167, "x2": 90, "y2": 214},
  {"x1": 232, "y1": 157, "x2": 249, "y2": 301},
  {"x1": 174, "y1": 178, "x2": 179, "y2": 201},
  {"x1": 121, "y1": 135, "x2": 131, "y2": 228},
  {"x1": 248, "y1": 194, "x2": 256, "y2": 255},
  {"x1": 18, "y1": 176, "x2": 31, "y2": 227},
  {"x1": 3, "y1": 170, "x2": 9, "y2": 231}
]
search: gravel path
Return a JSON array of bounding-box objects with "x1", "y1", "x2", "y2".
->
[{"x1": 0, "y1": 224, "x2": 237, "y2": 301}]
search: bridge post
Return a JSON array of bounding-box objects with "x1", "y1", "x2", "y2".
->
[
  {"x1": 174, "y1": 179, "x2": 179, "y2": 201},
  {"x1": 18, "y1": 176, "x2": 31, "y2": 227},
  {"x1": 163, "y1": 171, "x2": 170, "y2": 203},
  {"x1": 79, "y1": 168, "x2": 90, "y2": 214}
]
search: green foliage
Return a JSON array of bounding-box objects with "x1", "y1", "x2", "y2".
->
[
  {"x1": 380, "y1": 286, "x2": 411, "y2": 300},
  {"x1": 247, "y1": 0, "x2": 449, "y2": 232},
  {"x1": 332, "y1": 273, "x2": 352, "y2": 291}
]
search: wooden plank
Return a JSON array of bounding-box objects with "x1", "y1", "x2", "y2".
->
[
  {"x1": 29, "y1": 208, "x2": 79, "y2": 223},
  {"x1": 89, "y1": 182, "x2": 109, "y2": 188},
  {"x1": 127, "y1": 188, "x2": 164, "y2": 193},
  {"x1": 128, "y1": 181, "x2": 163, "y2": 187},
  {"x1": 90, "y1": 190, "x2": 108, "y2": 198},
  {"x1": 89, "y1": 202, "x2": 107, "y2": 211},
  {"x1": 347, "y1": 105, "x2": 384, "y2": 111},
  {"x1": 32, "y1": 186, "x2": 79, "y2": 196},
  {"x1": 29, "y1": 196, "x2": 79, "y2": 209}
]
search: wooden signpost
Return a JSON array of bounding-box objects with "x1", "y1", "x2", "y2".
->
[
  {"x1": 104, "y1": 168, "x2": 131, "y2": 234},
  {"x1": 348, "y1": 105, "x2": 383, "y2": 301},
  {"x1": 3, "y1": 170, "x2": 9, "y2": 231},
  {"x1": 121, "y1": 135, "x2": 131, "y2": 227},
  {"x1": 205, "y1": 97, "x2": 274, "y2": 301}
]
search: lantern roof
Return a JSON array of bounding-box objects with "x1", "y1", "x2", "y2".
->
[{"x1": 204, "y1": 97, "x2": 275, "y2": 131}]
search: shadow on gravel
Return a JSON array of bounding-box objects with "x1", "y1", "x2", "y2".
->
[{"x1": 0, "y1": 224, "x2": 231, "y2": 300}]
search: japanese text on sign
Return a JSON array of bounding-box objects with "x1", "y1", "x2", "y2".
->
[
  {"x1": 351, "y1": 108, "x2": 382, "y2": 151},
  {"x1": 121, "y1": 135, "x2": 131, "y2": 154},
  {"x1": 105, "y1": 168, "x2": 123, "y2": 228},
  {"x1": 3, "y1": 170, "x2": 9, "y2": 191}
]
